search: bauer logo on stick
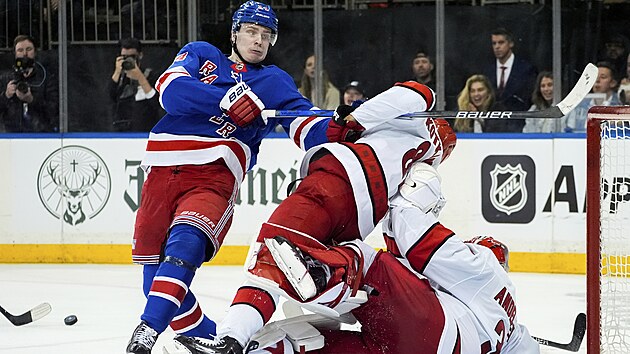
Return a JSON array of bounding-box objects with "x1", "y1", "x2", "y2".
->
[{"x1": 456, "y1": 111, "x2": 513, "y2": 119}]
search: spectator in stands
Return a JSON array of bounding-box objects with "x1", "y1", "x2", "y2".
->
[
  {"x1": 298, "y1": 55, "x2": 340, "y2": 110},
  {"x1": 109, "y1": 37, "x2": 162, "y2": 132},
  {"x1": 342, "y1": 80, "x2": 366, "y2": 106},
  {"x1": 0, "y1": 35, "x2": 58, "y2": 132},
  {"x1": 564, "y1": 61, "x2": 621, "y2": 133},
  {"x1": 523, "y1": 71, "x2": 558, "y2": 133},
  {"x1": 483, "y1": 27, "x2": 537, "y2": 132},
  {"x1": 453, "y1": 74, "x2": 495, "y2": 133},
  {"x1": 618, "y1": 53, "x2": 630, "y2": 105},
  {"x1": 410, "y1": 51, "x2": 435, "y2": 91},
  {"x1": 599, "y1": 34, "x2": 629, "y2": 82}
]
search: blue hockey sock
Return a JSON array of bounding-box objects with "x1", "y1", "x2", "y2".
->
[
  {"x1": 142, "y1": 264, "x2": 159, "y2": 297},
  {"x1": 173, "y1": 292, "x2": 217, "y2": 338},
  {"x1": 141, "y1": 224, "x2": 207, "y2": 333}
]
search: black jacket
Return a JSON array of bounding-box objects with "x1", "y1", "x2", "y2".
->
[
  {"x1": 483, "y1": 57, "x2": 537, "y2": 132},
  {"x1": 108, "y1": 67, "x2": 163, "y2": 132},
  {"x1": 484, "y1": 57, "x2": 537, "y2": 112},
  {"x1": 0, "y1": 61, "x2": 59, "y2": 132}
]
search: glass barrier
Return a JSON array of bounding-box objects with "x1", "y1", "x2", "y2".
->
[{"x1": 0, "y1": 1, "x2": 629, "y2": 133}]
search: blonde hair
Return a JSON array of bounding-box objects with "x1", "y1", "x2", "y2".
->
[{"x1": 454, "y1": 74, "x2": 495, "y2": 132}]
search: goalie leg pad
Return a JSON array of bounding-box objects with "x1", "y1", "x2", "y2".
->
[
  {"x1": 247, "y1": 314, "x2": 332, "y2": 353},
  {"x1": 264, "y1": 236, "x2": 329, "y2": 301},
  {"x1": 399, "y1": 162, "x2": 446, "y2": 216},
  {"x1": 244, "y1": 237, "x2": 366, "y2": 319}
]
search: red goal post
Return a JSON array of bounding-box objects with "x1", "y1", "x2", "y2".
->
[{"x1": 586, "y1": 106, "x2": 630, "y2": 354}]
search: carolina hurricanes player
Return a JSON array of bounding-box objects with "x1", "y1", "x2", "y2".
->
[
  {"x1": 170, "y1": 79, "x2": 457, "y2": 353},
  {"x1": 252, "y1": 235, "x2": 539, "y2": 354},
  {"x1": 171, "y1": 163, "x2": 539, "y2": 354},
  {"x1": 374, "y1": 162, "x2": 540, "y2": 353},
  {"x1": 125, "y1": 1, "x2": 334, "y2": 353}
]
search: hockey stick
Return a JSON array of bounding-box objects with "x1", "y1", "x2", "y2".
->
[
  {"x1": 0, "y1": 302, "x2": 52, "y2": 326},
  {"x1": 261, "y1": 63, "x2": 597, "y2": 120},
  {"x1": 531, "y1": 312, "x2": 586, "y2": 352}
]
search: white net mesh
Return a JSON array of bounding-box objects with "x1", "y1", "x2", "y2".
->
[{"x1": 599, "y1": 119, "x2": 630, "y2": 353}]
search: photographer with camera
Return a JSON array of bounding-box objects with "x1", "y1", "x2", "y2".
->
[
  {"x1": 109, "y1": 37, "x2": 162, "y2": 132},
  {"x1": 0, "y1": 35, "x2": 59, "y2": 132}
]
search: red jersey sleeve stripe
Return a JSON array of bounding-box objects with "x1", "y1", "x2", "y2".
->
[
  {"x1": 156, "y1": 70, "x2": 190, "y2": 93},
  {"x1": 394, "y1": 81, "x2": 436, "y2": 111},
  {"x1": 293, "y1": 115, "x2": 320, "y2": 148},
  {"x1": 405, "y1": 222, "x2": 455, "y2": 274}
]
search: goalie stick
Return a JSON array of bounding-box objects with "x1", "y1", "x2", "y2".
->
[
  {"x1": 261, "y1": 63, "x2": 597, "y2": 121},
  {"x1": 0, "y1": 302, "x2": 52, "y2": 326},
  {"x1": 531, "y1": 312, "x2": 586, "y2": 352}
]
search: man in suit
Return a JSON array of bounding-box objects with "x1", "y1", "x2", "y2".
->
[{"x1": 483, "y1": 27, "x2": 537, "y2": 132}]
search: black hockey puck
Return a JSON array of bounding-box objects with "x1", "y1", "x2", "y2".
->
[{"x1": 64, "y1": 315, "x2": 78, "y2": 326}]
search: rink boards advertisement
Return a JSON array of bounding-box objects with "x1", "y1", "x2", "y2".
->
[{"x1": 0, "y1": 135, "x2": 616, "y2": 273}]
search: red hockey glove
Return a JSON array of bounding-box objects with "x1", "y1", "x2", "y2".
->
[
  {"x1": 220, "y1": 82, "x2": 265, "y2": 127},
  {"x1": 326, "y1": 104, "x2": 365, "y2": 143}
]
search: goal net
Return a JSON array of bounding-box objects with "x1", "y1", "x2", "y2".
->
[{"x1": 586, "y1": 106, "x2": 630, "y2": 353}]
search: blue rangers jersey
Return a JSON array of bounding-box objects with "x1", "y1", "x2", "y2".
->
[{"x1": 142, "y1": 41, "x2": 329, "y2": 184}]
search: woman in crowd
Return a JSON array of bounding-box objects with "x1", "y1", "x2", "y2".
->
[
  {"x1": 523, "y1": 71, "x2": 557, "y2": 133},
  {"x1": 298, "y1": 55, "x2": 340, "y2": 110},
  {"x1": 453, "y1": 74, "x2": 495, "y2": 133}
]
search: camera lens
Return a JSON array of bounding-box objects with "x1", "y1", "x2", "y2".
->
[
  {"x1": 122, "y1": 57, "x2": 135, "y2": 71},
  {"x1": 16, "y1": 81, "x2": 29, "y2": 93}
]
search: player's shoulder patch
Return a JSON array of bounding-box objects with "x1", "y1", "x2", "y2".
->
[{"x1": 174, "y1": 52, "x2": 188, "y2": 62}]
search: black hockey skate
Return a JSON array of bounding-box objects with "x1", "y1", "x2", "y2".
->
[
  {"x1": 173, "y1": 335, "x2": 243, "y2": 354},
  {"x1": 126, "y1": 321, "x2": 159, "y2": 354}
]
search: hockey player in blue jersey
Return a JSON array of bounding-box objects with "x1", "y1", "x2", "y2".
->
[{"x1": 125, "y1": 2, "x2": 336, "y2": 353}]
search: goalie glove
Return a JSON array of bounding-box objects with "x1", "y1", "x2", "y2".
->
[
  {"x1": 326, "y1": 104, "x2": 365, "y2": 143},
  {"x1": 219, "y1": 82, "x2": 265, "y2": 127}
]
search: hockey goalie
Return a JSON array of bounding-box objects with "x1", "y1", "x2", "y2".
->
[{"x1": 170, "y1": 162, "x2": 540, "y2": 354}]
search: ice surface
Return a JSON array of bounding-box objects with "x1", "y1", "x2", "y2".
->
[{"x1": 0, "y1": 265, "x2": 586, "y2": 353}]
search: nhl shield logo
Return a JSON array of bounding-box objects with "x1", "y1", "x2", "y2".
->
[
  {"x1": 37, "y1": 146, "x2": 111, "y2": 225},
  {"x1": 482, "y1": 155, "x2": 535, "y2": 223},
  {"x1": 489, "y1": 163, "x2": 527, "y2": 215}
]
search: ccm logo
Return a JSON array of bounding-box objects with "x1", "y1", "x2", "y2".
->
[
  {"x1": 228, "y1": 83, "x2": 249, "y2": 102},
  {"x1": 456, "y1": 111, "x2": 513, "y2": 119}
]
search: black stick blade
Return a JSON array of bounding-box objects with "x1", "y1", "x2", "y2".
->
[{"x1": 532, "y1": 312, "x2": 586, "y2": 352}]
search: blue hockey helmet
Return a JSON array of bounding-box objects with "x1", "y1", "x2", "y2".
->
[{"x1": 232, "y1": 1, "x2": 278, "y2": 45}]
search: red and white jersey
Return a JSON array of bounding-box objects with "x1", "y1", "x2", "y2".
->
[
  {"x1": 381, "y1": 197, "x2": 540, "y2": 354},
  {"x1": 300, "y1": 82, "x2": 445, "y2": 239}
]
